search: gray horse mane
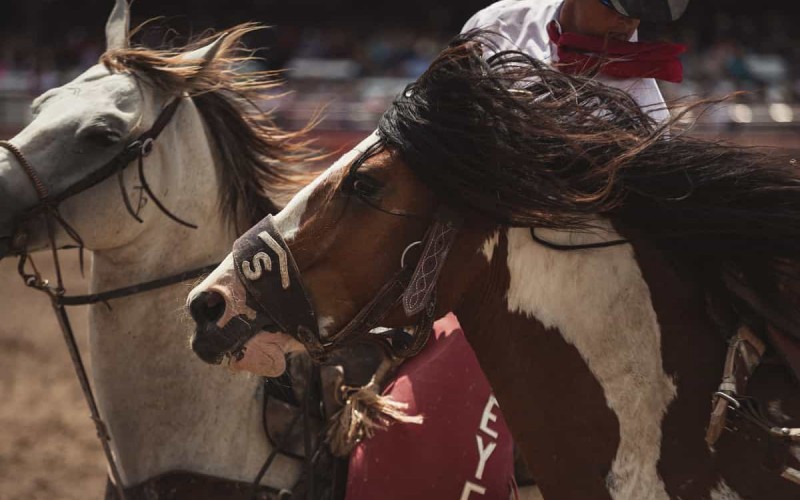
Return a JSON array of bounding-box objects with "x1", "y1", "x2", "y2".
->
[{"x1": 101, "y1": 23, "x2": 322, "y2": 229}]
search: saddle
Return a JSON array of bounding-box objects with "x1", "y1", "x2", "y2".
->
[{"x1": 705, "y1": 263, "x2": 800, "y2": 485}]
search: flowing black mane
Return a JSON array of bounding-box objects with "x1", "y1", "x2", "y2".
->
[{"x1": 374, "y1": 30, "x2": 800, "y2": 327}]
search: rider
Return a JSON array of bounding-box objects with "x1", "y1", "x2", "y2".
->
[{"x1": 462, "y1": 0, "x2": 691, "y2": 124}]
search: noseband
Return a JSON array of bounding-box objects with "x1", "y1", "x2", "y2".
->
[{"x1": 232, "y1": 207, "x2": 462, "y2": 362}]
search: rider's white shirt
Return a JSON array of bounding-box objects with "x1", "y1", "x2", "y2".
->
[{"x1": 461, "y1": 0, "x2": 670, "y2": 123}]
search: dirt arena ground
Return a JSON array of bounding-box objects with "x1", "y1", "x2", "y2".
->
[
  {"x1": 0, "y1": 130, "x2": 797, "y2": 500},
  {"x1": 0, "y1": 253, "x2": 106, "y2": 500}
]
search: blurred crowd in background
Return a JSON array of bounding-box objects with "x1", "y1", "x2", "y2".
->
[{"x1": 0, "y1": 1, "x2": 797, "y2": 131}]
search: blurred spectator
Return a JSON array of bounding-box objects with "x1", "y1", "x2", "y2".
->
[{"x1": 0, "y1": 1, "x2": 798, "y2": 132}]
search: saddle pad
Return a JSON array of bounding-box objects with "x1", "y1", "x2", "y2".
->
[{"x1": 347, "y1": 313, "x2": 517, "y2": 500}]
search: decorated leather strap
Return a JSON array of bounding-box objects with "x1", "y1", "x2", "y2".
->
[
  {"x1": 232, "y1": 214, "x2": 324, "y2": 358},
  {"x1": 331, "y1": 207, "x2": 462, "y2": 358},
  {"x1": 403, "y1": 206, "x2": 462, "y2": 316},
  {"x1": 706, "y1": 325, "x2": 766, "y2": 447}
]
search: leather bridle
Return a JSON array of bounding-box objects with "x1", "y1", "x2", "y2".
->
[
  {"x1": 230, "y1": 187, "x2": 462, "y2": 364},
  {"x1": 0, "y1": 96, "x2": 223, "y2": 500}
]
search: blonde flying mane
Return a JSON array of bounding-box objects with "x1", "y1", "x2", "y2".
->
[{"x1": 101, "y1": 23, "x2": 322, "y2": 229}]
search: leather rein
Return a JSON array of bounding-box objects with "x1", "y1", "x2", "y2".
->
[{"x1": 0, "y1": 97, "x2": 264, "y2": 500}]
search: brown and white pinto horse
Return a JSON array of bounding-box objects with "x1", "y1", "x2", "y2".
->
[{"x1": 188, "y1": 33, "x2": 800, "y2": 499}]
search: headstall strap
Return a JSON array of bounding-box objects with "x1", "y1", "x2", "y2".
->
[{"x1": 402, "y1": 206, "x2": 462, "y2": 316}]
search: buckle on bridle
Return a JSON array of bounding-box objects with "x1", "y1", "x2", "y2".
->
[
  {"x1": 140, "y1": 137, "x2": 155, "y2": 157},
  {"x1": 713, "y1": 391, "x2": 741, "y2": 410}
]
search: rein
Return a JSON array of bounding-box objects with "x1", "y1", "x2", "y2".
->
[{"x1": 529, "y1": 227, "x2": 629, "y2": 250}]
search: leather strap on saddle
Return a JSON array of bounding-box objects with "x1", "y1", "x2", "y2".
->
[
  {"x1": 705, "y1": 325, "x2": 766, "y2": 447},
  {"x1": 720, "y1": 267, "x2": 800, "y2": 387}
]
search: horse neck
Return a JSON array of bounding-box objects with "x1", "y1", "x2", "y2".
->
[
  {"x1": 87, "y1": 100, "x2": 300, "y2": 487},
  {"x1": 452, "y1": 224, "x2": 682, "y2": 498}
]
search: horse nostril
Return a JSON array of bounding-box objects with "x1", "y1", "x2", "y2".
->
[{"x1": 190, "y1": 291, "x2": 226, "y2": 326}]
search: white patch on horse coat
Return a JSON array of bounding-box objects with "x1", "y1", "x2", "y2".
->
[
  {"x1": 502, "y1": 223, "x2": 677, "y2": 500},
  {"x1": 481, "y1": 230, "x2": 500, "y2": 262},
  {"x1": 709, "y1": 480, "x2": 743, "y2": 500},
  {"x1": 273, "y1": 131, "x2": 380, "y2": 242}
]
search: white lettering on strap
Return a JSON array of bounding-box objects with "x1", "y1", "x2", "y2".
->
[
  {"x1": 479, "y1": 395, "x2": 500, "y2": 439},
  {"x1": 241, "y1": 252, "x2": 272, "y2": 280},
  {"x1": 460, "y1": 481, "x2": 487, "y2": 500},
  {"x1": 461, "y1": 394, "x2": 502, "y2": 498},
  {"x1": 475, "y1": 435, "x2": 497, "y2": 481},
  {"x1": 257, "y1": 231, "x2": 290, "y2": 289}
]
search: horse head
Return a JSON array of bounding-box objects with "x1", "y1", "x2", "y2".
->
[
  {"x1": 1, "y1": 1, "x2": 323, "y2": 489},
  {"x1": 185, "y1": 30, "x2": 660, "y2": 373},
  {"x1": 0, "y1": 0, "x2": 294, "y2": 264}
]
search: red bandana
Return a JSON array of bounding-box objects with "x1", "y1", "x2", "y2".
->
[{"x1": 546, "y1": 20, "x2": 686, "y2": 83}]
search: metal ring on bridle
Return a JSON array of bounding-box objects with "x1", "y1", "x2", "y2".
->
[
  {"x1": 140, "y1": 137, "x2": 155, "y2": 157},
  {"x1": 400, "y1": 241, "x2": 422, "y2": 269}
]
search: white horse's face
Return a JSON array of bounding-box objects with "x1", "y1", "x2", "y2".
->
[{"x1": 0, "y1": 62, "x2": 162, "y2": 255}]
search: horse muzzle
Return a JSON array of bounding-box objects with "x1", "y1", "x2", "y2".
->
[{"x1": 189, "y1": 290, "x2": 280, "y2": 364}]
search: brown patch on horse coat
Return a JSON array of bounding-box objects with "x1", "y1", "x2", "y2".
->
[
  {"x1": 627, "y1": 231, "x2": 800, "y2": 498},
  {"x1": 453, "y1": 230, "x2": 620, "y2": 500},
  {"x1": 625, "y1": 233, "x2": 726, "y2": 498}
]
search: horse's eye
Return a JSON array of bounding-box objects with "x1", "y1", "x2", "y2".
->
[
  {"x1": 85, "y1": 129, "x2": 123, "y2": 147},
  {"x1": 78, "y1": 124, "x2": 124, "y2": 149},
  {"x1": 351, "y1": 173, "x2": 383, "y2": 200}
]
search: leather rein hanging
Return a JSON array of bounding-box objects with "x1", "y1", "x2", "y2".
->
[{"x1": 0, "y1": 97, "x2": 223, "y2": 500}]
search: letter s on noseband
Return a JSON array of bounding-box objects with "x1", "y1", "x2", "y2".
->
[{"x1": 241, "y1": 252, "x2": 272, "y2": 280}]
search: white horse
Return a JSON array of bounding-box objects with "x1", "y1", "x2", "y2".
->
[{"x1": 0, "y1": 1, "x2": 316, "y2": 496}]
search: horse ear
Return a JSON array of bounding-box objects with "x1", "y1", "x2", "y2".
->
[
  {"x1": 176, "y1": 34, "x2": 229, "y2": 67},
  {"x1": 105, "y1": 0, "x2": 130, "y2": 51}
]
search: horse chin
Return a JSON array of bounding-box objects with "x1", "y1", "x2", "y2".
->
[{"x1": 228, "y1": 331, "x2": 293, "y2": 377}]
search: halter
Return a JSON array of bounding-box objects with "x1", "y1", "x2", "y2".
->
[
  {"x1": 0, "y1": 97, "x2": 223, "y2": 500},
  {"x1": 231, "y1": 206, "x2": 462, "y2": 363}
]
